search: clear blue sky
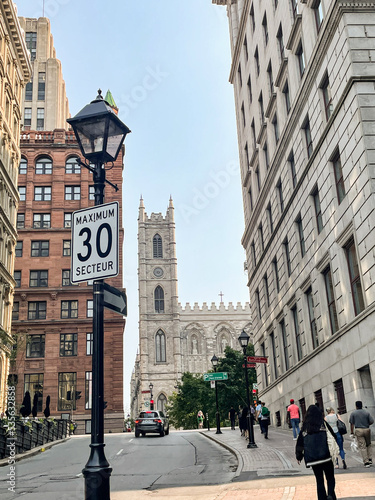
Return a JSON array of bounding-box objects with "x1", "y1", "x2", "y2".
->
[{"x1": 15, "y1": 0, "x2": 250, "y2": 413}]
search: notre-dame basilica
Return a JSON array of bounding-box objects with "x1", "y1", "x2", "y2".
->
[{"x1": 130, "y1": 198, "x2": 251, "y2": 417}]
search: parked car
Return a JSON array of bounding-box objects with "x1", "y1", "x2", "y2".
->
[{"x1": 134, "y1": 410, "x2": 169, "y2": 437}]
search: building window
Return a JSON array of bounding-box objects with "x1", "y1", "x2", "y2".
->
[
  {"x1": 255, "y1": 167, "x2": 261, "y2": 193},
  {"x1": 264, "y1": 273, "x2": 270, "y2": 307},
  {"x1": 291, "y1": 0, "x2": 299, "y2": 19},
  {"x1": 31, "y1": 240, "x2": 49, "y2": 257},
  {"x1": 250, "y1": 4, "x2": 255, "y2": 31},
  {"x1": 35, "y1": 157, "x2": 52, "y2": 175},
  {"x1": 296, "y1": 215, "x2": 305, "y2": 257},
  {"x1": 12, "y1": 301, "x2": 19, "y2": 321},
  {"x1": 63, "y1": 240, "x2": 71, "y2": 256},
  {"x1": 60, "y1": 333, "x2": 78, "y2": 357},
  {"x1": 248, "y1": 186, "x2": 253, "y2": 211},
  {"x1": 15, "y1": 241, "x2": 23, "y2": 257},
  {"x1": 89, "y1": 186, "x2": 95, "y2": 200},
  {"x1": 24, "y1": 108, "x2": 32, "y2": 127},
  {"x1": 18, "y1": 186, "x2": 26, "y2": 201},
  {"x1": 61, "y1": 300, "x2": 78, "y2": 319},
  {"x1": 24, "y1": 373, "x2": 43, "y2": 413},
  {"x1": 87, "y1": 300, "x2": 93, "y2": 318},
  {"x1": 283, "y1": 81, "x2": 291, "y2": 114},
  {"x1": 33, "y1": 213, "x2": 51, "y2": 228},
  {"x1": 262, "y1": 13, "x2": 269, "y2": 45},
  {"x1": 25, "y1": 81, "x2": 33, "y2": 101},
  {"x1": 345, "y1": 239, "x2": 365, "y2": 316},
  {"x1": 323, "y1": 266, "x2": 339, "y2": 333},
  {"x1": 25, "y1": 32, "x2": 37, "y2": 60},
  {"x1": 155, "y1": 330, "x2": 166, "y2": 362},
  {"x1": 244, "y1": 36, "x2": 248, "y2": 60},
  {"x1": 64, "y1": 213, "x2": 72, "y2": 228},
  {"x1": 266, "y1": 203, "x2": 273, "y2": 234},
  {"x1": 296, "y1": 41, "x2": 305, "y2": 77},
  {"x1": 245, "y1": 143, "x2": 249, "y2": 168},
  {"x1": 17, "y1": 214, "x2": 25, "y2": 229},
  {"x1": 306, "y1": 287, "x2": 319, "y2": 348},
  {"x1": 312, "y1": 187, "x2": 323, "y2": 233},
  {"x1": 251, "y1": 241, "x2": 257, "y2": 268},
  {"x1": 283, "y1": 237, "x2": 291, "y2": 277},
  {"x1": 19, "y1": 158, "x2": 27, "y2": 174},
  {"x1": 58, "y1": 372, "x2": 77, "y2": 411},
  {"x1": 333, "y1": 152, "x2": 345, "y2": 204},
  {"x1": 241, "y1": 102, "x2": 246, "y2": 128},
  {"x1": 259, "y1": 223, "x2": 264, "y2": 252},
  {"x1": 154, "y1": 286, "x2": 164, "y2": 313},
  {"x1": 86, "y1": 333, "x2": 93, "y2": 355},
  {"x1": 267, "y1": 62, "x2": 274, "y2": 95},
  {"x1": 292, "y1": 306, "x2": 302, "y2": 361},
  {"x1": 34, "y1": 186, "x2": 52, "y2": 201},
  {"x1": 65, "y1": 186, "x2": 81, "y2": 200},
  {"x1": 269, "y1": 332, "x2": 278, "y2": 379},
  {"x1": 251, "y1": 120, "x2": 256, "y2": 148},
  {"x1": 14, "y1": 271, "x2": 21, "y2": 288},
  {"x1": 247, "y1": 75, "x2": 252, "y2": 103},
  {"x1": 263, "y1": 143, "x2": 269, "y2": 170},
  {"x1": 38, "y1": 72, "x2": 45, "y2": 100},
  {"x1": 280, "y1": 319, "x2": 290, "y2": 371},
  {"x1": 261, "y1": 342, "x2": 269, "y2": 387},
  {"x1": 334, "y1": 378, "x2": 347, "y2": 414},
  {"x1": 26, "y1": 334, "x2": 45, "y2": 357},
  {"x1": 30, "y1": 270, "x2": 48, "y2": 287},
  {"x1": 153, "y1": 234, "x2": 163, "y2": 258},
  {"x1": 273, "y1": 257, "x2": 280, "y2": 293},
  {"x1": 272, "y1": 115, "x2": 279, "y2": 144},
  {"x1": 37, "y1": 108, "x2": 44, "y2": 130},
  {"x1": 303, "y1": 118, "x2": 313, "y2": 158},
  {"x1": 277, "y1": 178, "x2": 284, "y2": 213},
  {"x1": 85, "y1": 372, "x2": 92, "y2": 410},
  {"x1": 315, "y1": 389, "x2": 324, "y2": 411},
  {"x1": 289, "y1": 151, "x2": 296, "y2": 188},
  {"x1": 314, "y1": 0, "x2": 324, "y2": 31},
  {"x1": 254, "y1": 46, "x2": 260, "y2": 75},
  {"x1": 62, "y1": 270, "x2": 71, "y2": 286},
  {"x1": 321, "y1": 74, "x2": 333, "y2": 120},
  {"x1": 238, "y1": 63, "x2": 242, "y2": 87},
  {"x1": 259, "y1": 92, "x2": 264, "y2": 122},
  {"x1": 277, "y1": 24, "x2": 284, "y2": 59},
  {"x1": 65, "y1": 157, "x2": 81, "y2": 174},
  {"x1": 255, "y1": 288, "x2": 261, "y2": 319}
]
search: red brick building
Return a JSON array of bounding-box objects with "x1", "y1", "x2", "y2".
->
[{"x1": 10, "y1": 128, "x2": 125, "y2": 434}]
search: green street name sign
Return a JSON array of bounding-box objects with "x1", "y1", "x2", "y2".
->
[{"x1": 203, "y1": 372, "x2": 228, "y2": 381}]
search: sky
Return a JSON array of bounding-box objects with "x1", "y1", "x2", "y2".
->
[{"x1": 14, "y1": 0, "x2": 251, "y2": 413}]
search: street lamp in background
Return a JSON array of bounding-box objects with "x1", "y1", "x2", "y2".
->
[
  {"x1": 238, "y1": 330, "x2": 257, "y2": 448},
  {"x1": 210, "y1": 354, "x2": 222, "y2": 434},
  {"x1": 67, "y1": 90, "x2": 130, "y2": 500},
  {"x1": 149, "y1": 383, "x2": 154, "y2": 410}
]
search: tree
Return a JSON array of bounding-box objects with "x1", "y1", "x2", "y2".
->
[{"x1": 20, "y1": 391, "x2": 32, "y2": 418}]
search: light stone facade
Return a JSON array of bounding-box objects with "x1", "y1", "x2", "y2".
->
[
  {"x1": 0, "y1": 0, "x2": 31, "y2": 413},
  {"x1": 130, "y1": 198, "x2": 251, "y2": 418},
  {"x1": 214, "y1": 0, "x2": 375, "y2": 432}
]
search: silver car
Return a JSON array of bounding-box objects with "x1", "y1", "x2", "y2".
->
[{"x1": 134, "y1": 410, "x2": 170, "y2": 437}]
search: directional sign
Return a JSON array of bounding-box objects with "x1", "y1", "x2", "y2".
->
[
  {"x1": 242, "y1": 363, "x2": 256, "y2": 368},
  {"x1": 71, "y1": 202, "x2": 119, "y2": 283},
  {"x1": 247, "y1": 356, "x2": 268, "y2": 364},
  {"x1": 103, "y1": 283, "x2": 127, "y2": 316},
  {"x1": 253, "y1": 383, "x2": 258, "y2": 389},
  {"x1": 203, "y1": 372, "x2": 228, "y2": 381}
]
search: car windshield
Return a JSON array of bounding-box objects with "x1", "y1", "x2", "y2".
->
[{"x1": 140, "y1": 412, "x2": 158, "y2": 418}]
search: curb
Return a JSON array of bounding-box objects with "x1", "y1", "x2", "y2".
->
[
  {"x1": 0, "y1": 436, "x2": 70, "y2": 467},
  {"x1": 199, "y1": 430, "x2": 244, "y2": 477}
]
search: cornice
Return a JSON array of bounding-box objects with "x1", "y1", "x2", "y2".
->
[
  {"x1": 256, "y1": 122, "x2": 267, "y2": 145},
  {"x1": 275, "y1": 58, "x2": 288, "y2": 88},
  {"x1": 265, "y1": 93, "x2": 277, "y2": 119},
  {"x1": 229, "y1": 0, "x2": 251, "y2": 84},
  {"x1": 286, "y1": 15, "x2": 302, "y2": 51}
]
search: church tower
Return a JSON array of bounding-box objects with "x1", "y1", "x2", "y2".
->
[{"x1": 138, "y1": 197, "x2": 181, "y2": 413}]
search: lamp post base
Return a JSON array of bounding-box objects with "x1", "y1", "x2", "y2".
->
[
  {"x1": 215, "y1": 412, "x2": 222, "y2": 434},
  {"x1": 247, "y1": 442, "x2": 258, "y2": 448},
  {"x1": 83, "y1": 443, "x2": 112, "y2": 500}
]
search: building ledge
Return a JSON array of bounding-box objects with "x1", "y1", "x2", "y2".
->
[
  {"x1": 256, "y1": 122, "x2": 267, "y2": 145},
  {"x1": 286, "y1": 14, "x2": 302, "y2": 51},
  {"x1": 265, "y1": 93, "x2": 277, "y2": 119},
  {"x1": 275, "y1": 58, "x2": 288, "y2": 88}
]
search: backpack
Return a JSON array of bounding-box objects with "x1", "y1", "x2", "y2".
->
[{"x1": 262, "y1": 406, "x2": 270, "y2": 417}]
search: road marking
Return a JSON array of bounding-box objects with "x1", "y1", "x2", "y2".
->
[
  {"x1": 281, "y1": 486, "x2": 295, "y2": 500},
  {"x1": 129, "y1": 439, "x2": 133, "y2": 443},
  {"x1": 116, "y1": 449, "x2": 123, "y2": 455}
]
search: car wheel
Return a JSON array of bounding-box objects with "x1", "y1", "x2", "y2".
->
[
  {"x1": 159, "y1": 429, "x2": 165, "y2": 437},
  {"x1": 165, "y1": 426, "x2": 169, "y2": 435},
  {"x1": 135, "y1": 430, "x2": 140, "y2": 438}
]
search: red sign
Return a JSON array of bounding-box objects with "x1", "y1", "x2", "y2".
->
[
  {"x1": 141, "y1": 390, "x2": 151, "y2": 394},
  {"x1": 247, "y1": 356, "x2": 268, "y2": 364},
  {"x1": 242, "y1": 363, "x2": 256, "y2": 368}
]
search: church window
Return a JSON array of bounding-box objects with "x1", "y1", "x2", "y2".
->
[
  {"x1": 154, "y1": 286, "x2": 164, "y2": 313},
  {"x1": 191, "y1": 335, "x2": 199, "y2": 354},
  {"x1": 155, "y1": 330, "x2": 166, "y2": 362},
  {"x1": 153, "y1": 234, "x2": 163, "y2": 258},
  {"x1": 157, "y1": 393, "x2": 167, "y2": 414}
]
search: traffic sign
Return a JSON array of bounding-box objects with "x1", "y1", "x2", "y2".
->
[
  {"x1": 203, "y1": 372, "x2": 228, "y2": 381},
  {"x1": 242, "y1": 363, "x2": 256, "y2": 368},
  {"x1": 103, "y1": 283, "x2": 127, "y2": 316},
  {"x1": 247, "y1": 356, "x2": 268, "y2": 364},
  {"x1": 71, "y1": 202, "x2": 119, "y2": 283},
  {"x1": 253, "y1": 383, "x2": 258, "y2": 389}
]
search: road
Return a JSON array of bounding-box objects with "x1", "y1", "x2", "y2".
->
[{"x1": 0, "y1": 430, "x2": 237, "y2": 500}]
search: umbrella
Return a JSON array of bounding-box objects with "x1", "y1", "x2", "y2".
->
[
  {"x1": 43, "y1": 395, "x2": 50, "y2": 419},
  {"x1": 20, "y1": 391, "x2": 32, "y2": 418}
]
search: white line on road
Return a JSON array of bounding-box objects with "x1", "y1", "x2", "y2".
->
[
  {"x1": 281, "y1": 486, "x2": 295, "y2": 500},
  {"x1": 117, "y1": 449, "x2": 123, "y2": 455}
]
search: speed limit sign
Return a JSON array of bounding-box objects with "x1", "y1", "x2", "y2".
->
[{"x1": 71, "y1": 202, "x2": 119, "y2": 283}]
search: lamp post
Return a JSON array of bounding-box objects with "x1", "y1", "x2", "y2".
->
[
  {"x1": 67, "y1": 90, "x2": 130, "y2": 500},
  {"x1": 149, "y1": 383, "x2": 154, "y2": 410},
  {"x1": 210, "y1": 354, "x2": 222, "y2": 434},
  {"x1": 238, "y1": 330, "x2": 257, "y2": 448}
]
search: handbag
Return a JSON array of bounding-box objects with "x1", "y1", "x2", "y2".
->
[
  {"x1": 337, "y1": 419, "x2": 347, "y2": 435},
  {"x1": 324, "y1": 422, "x2": 340, "y2": 462}
]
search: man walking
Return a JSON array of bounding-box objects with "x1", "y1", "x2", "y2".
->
[
  {"x1": 256, "y1": 400, "x2": 263, "y2": 434},
  {"x1": 287, "y1": 399, "x2": 301, "y2": 440},
  {"x1": 228, "y1": 406, "x2": 236, "y2": 430},
  {"x1": 350, "y1": 401, "x2": 374, "y2": 467}
]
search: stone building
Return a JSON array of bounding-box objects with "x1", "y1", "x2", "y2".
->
[
  {"x1": 130, "y1": 198, "x2": 251, "y2": 418},
  {"x1": 0, "y1": 0, "x2": 31, "y2": 414},
  {"x1": 214, "y1": 0, "x2": 375, "y2": 430}
]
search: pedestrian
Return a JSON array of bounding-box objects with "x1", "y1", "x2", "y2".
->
[
  {"x1": 241, "y1": 406, "x2": 249, "y2": 438},
  {"x1": 260, "y1": 402, "x2": 270, "y2": 439},
  {"x1": 228, "y1": 406, "x2": 236, "y2": 430},
  {"x1": 296, "y1": 404, "x2": 338, "y2": 500},
  {"x1": 256, "y1": 400, "x2": 263, "y2": 434},
  {"x1": 238, "y1": 405, "x2": 244, "y2": 435},
  {"x1": 349, "y1": 400, "x2": 374, "y2": 467},
  {"x1": 197, "y1": 410, "x2": 204, "y2": 429},
  {"x1": 287, "y1": 399, "x2": 301, "y2": 441},
  {"x1": 325, "y1": 407, "x2": 347, "y2": 469}
]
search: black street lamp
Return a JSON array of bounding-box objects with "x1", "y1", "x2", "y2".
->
[
  {"x1": 149, "y1": 383, "x2": 154, "y2": 410},
  {"x1": 210, "y1": 354, "x2": 222, "y2": 434},
  {"x1": 67, "y1": 90, "x2": 130, "y2": 500},
  {"x1": 238, "y1": 330, "x2": 257, "y2": 448}
]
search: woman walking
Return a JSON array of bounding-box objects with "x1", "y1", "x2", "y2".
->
[
  {"x1": 325, "y1": 407, "x2": 347, "y2": 469},
  {"x1": 296, "y1": 404, "x2": 338, "y2": 500}
]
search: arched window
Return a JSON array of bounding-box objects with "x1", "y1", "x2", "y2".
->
[
  {"x1": 19, "y1": 157, "x2": 27, "y2": 175},
  {"x1": 35, "y1": 156, "x2": 52, "y2": 174},
  {"x1": 154, "y1": 286, "x2": 164, "y2": 313},
  {"x1": 155, "y1": 330, "x2": 166, "y2": 362},
  {"x1": 153, "y1": 234, "x2": 163, "y2": 258},
  {"x1": 157, "y1": 393, "x2": 167, "y2": 414},
  {"x1": 65, "y1": 157, "x2": 81, "y2": 174}
]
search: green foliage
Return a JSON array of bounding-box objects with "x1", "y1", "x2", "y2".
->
[{"x1": 167, "y1": 346, "x2": 257, "y2": 430}]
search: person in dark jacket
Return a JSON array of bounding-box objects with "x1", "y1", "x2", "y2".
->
[{"x1": 296, "y1": 404, "x2": 338, "y2": 500}]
